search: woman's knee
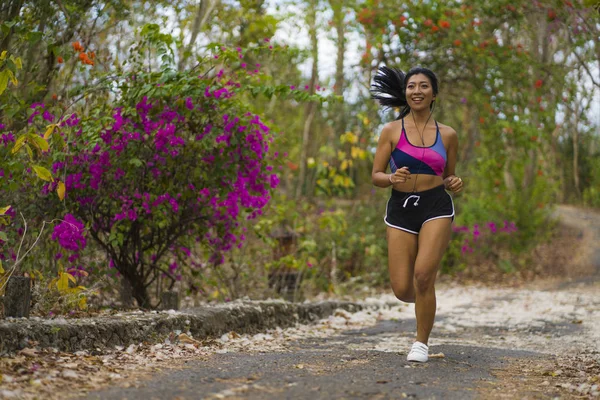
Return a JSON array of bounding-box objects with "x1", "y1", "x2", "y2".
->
[
  {"x1": 413, "y1": 269, "x2": 436, "y2": 293},
  {"x1": 392, "y1": 285, "x2": 415, "y2": 303}
]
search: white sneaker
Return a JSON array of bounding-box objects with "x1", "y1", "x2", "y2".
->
[{"x1": 407, "y1": 341, "x2": 428, "y2": 362}]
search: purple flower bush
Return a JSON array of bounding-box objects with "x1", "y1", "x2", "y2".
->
[
  {"x1": 55, "y1": 79, "x2": 279, "y2": 305},
  {"x1": 453, "y1": 220, "x2": 518, "y2": 255},
  {"x1": 0, "y1": 29, "x2": 322, "y2": 307}
]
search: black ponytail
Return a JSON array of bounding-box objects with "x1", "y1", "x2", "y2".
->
[
  {"x1": 371, "y1": 66, "x2": 439, "y2": 120},
  {"x1": 370, "y1": 66, "x2": 410, "y2": 120}
]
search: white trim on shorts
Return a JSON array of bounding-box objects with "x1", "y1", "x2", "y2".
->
[
  {"x1": 421, "y1": 193, "x2": 455, "y2": 228},
  {"x1": 383, "y1": 197, "x2": 419, "y2": 235}
]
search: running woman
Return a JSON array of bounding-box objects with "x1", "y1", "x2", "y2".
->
[{"x1": 370, "y1": 66, "x2": 463, "y2": 362}]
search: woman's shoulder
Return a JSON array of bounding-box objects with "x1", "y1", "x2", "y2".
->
[
  {"x1": 436, "y1": 121, "x2": 458, "y2": 138},
  {"x1": 381, "y1": 119, "x2": 403, "y2": 138}
]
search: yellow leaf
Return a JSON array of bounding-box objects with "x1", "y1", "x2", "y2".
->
[
  {"x1": 29, "y1": 134, "x2": 49, "y2": 152},
  {"x1": 0, "y1": 206, "x2": 11, "y2": 215},
  {"x1": 0, "y1": 51, "x2": 7, "y2": 61},
  {"x1": 66, "y1": 273, "x2": 76, "y2": 284},
  {"x1": 57, "y1": 181, "x2": 66, "y2": 200},
  {"x1": 0, "y1": 260, "x2": 4, "y2": 274},
  {"x1": 32, "y1": 165, "x2": 53, "y2": 182},
  {"x1": 43, "y1": 124, "x2": 56, "y2": 140},
  {"x1": 25, "y1": 144, "x2": 33, "y2": 160},
  {"x1": 6, "y1": 70, "x2": 17, "y2": 86},
  {"x1": 340, "y1": 160, "x2": 348, "y2": 171},
  {"x1": 78, "y1": 296, "x2": 88, "y2": 310},
  {"x1": 0, "y1": 70, "x2": 9, "y2": 96},
  {"x1": 14, "y1": 57, "x2": 22, "y2": 70},
  {"x1": 56, "y1": 272, "x2": 70, "y2": 292},
  {"x1": 11, "y1": 135, "x2": 27, "y2": 154}
]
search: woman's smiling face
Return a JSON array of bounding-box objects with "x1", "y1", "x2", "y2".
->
[{"x1": 406, "y1": 73, "x2": 435, "y2": 111}]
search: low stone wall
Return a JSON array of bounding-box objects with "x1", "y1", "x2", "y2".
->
[{"x1": 0, "y1": 300, "x2": 365, "y2": 355}]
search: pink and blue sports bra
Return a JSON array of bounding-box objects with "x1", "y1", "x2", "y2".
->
[{"x1": 389, "y1": 118, "x2": 447, "y2": 176}]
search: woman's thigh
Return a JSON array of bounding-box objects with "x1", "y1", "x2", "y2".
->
[
  {"x1": 387, "y1": 226, "x2": 419, "y2": 295},
  {"x1": 414, "y1": 218, "x2": 452, "y2": 281}
]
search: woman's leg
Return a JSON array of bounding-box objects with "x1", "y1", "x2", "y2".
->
[
  {"x1": 387, "y1": 227, "x2": 419, "y2": 303},
  {"x1": 413, "y1": 218, "x2": 452, "y2": 344}
]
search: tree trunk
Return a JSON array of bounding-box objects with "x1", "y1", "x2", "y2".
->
[
  {"x1": 4, "y1": 276, "x2": 31, "y2": 318},
  {"x1": 331, "y1": 0, "x2": 346, "y2": 139},
  {"x1": 573, "y1": 101, "x2": 581, "y2": 199},
  {"x1": 178, "y1": 0, "x2": 217, "y2": 70},
  {"x1": 296, "y1": 0, "x2": 318, "y2": 199}
]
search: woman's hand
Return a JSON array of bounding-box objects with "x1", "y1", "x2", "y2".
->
[
  {"x1": 390, "y1": 167, "x2": 411, "y2": 184},
  {"x1": 444, "y1": 175, "x2": 463, "y2": 193}
]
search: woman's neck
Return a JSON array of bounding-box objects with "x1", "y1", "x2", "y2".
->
[{"x1": 409, "y1": 109, "x2": 433, "y2": 128}]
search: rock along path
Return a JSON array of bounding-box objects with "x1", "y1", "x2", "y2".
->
[{"x1": 78, "y1": 206, "x2": 600, "y2": 400}]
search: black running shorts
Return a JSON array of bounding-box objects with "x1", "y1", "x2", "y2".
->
[{"x1": 384, "y1": 185, "x2": 454, "y2": 235}]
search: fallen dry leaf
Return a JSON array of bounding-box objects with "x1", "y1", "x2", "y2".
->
[
  {"x1": 18, "y1": 348, "x2": 39, "y2": 358},
  {"x1": 178, "y1": 333, "x2": 202, "y2": 346}
]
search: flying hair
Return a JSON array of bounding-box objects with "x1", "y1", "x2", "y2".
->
[
  {"x1": 370, "y1": 66, "x2": 408, "y2": 116},
  {"x1": 370, "y1": 65, "x2": 439, "y2": 120}
]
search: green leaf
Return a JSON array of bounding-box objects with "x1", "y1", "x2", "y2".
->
[
  {"x1": 32, "y1": 165, "x2": 53, "y2": 182},
  {"x1": 26, "y1": 31, "x2": 43, "y2": 44},
  {"x1": 0, "y1": 231, "x2": 7, "y2": 242},
  {"x1": 51, "y1": 131, "x2": 66, "y2": 150}
]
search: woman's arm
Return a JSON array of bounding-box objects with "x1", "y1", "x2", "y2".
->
[
  {"x1": 442, "y1": 127, "x2": 463, "y2": 193},
  {"x1": 372, "y1": 123, "x2": 395, "y2": 188},
  {"x1": 372, "y1": 123, "x2": 412, "y2": 187}
]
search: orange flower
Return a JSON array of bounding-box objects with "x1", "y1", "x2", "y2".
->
[
  {"x1": 88, "y1": 51, "x2": 95, "y2": 60},
  {"x1": 453, "y1": 39, "x2": 462, "y2": 46},
  {"x1": 423, "y1": 19, "x2": 433, "y2": 27},
  {"x1": 438, "y1": 20, "x2": 450, "y2": 29},
  {"x1": 52, "y1": 94, "x2": 58, "y2": 100},
  {"x1": 79, "y1": 52, "x2": 94, "y2": 66},
  {"x1": 531, "y1": 135, "x2": 538, "y2": 141},
  {"x1": 57, "y1": 56, "x2": 64, "y2": 64},
  {"x1": 535, "y1": 79, "x2": 543, "y2": 88},
  {"x1": 72, "y1": 41, "x2": 84, "y2": 52},
  {"x1": 479, "y1": 117, "x2": 485, "y2": 124},
  {"x1": 537, "y1": 170, "x2": 543, "y2": 176},
  {"x1": 431, "y1": 26, "x2": 439, "y2": 32},
  {"x1": 547, "y1": 9, "x2": 556, "y2": 20}
]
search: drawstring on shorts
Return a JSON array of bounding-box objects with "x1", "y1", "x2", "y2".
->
[{"x1": 402, "y1": 195, "x2": 421, "y2": 208}]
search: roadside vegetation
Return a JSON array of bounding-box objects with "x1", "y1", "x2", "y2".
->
[{"x1": 1, "y1": 0, "x2": 599, "y2": 315}]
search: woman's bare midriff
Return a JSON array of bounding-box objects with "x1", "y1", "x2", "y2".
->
[{"x1": 391, "y1": 174, "x2": 444, "y2": 192}]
